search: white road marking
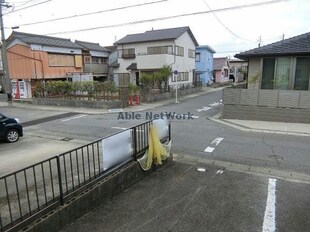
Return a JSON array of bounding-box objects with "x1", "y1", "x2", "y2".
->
[
  {"x1": 262, "y1": 178, "x2": 277, "y2": 232},
  {"x1": 211, "y1": 137, "x2": 224, "y2": 146},
  {"x1": 216, "y1": 170, "x2": 224, "y2": 174},
  {"x1": 204, "y1": 137, "x2": 224, "y2": 153},
  {"x1": 192, "y1": 116, "x2": 199, "y2": 119},
  {"x1": 111, "y1": 127, "x2": 127, "y2": 130},
  {"x1": 204, "y1": 147, "x2": 215, "y2": 153},
  {"x1": 196, "y1": 106, "x2": 212, "y2": 112},
  {"x1": 62, "y1": 114, "x2": 87, "y2": 122},
  {"x1": 209, "y1": 102, "x2": 222, "y2": 107}
]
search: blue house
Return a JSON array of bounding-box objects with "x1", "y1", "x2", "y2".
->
[{"x1": 195, "y1": 45, "x2": 216, "y2": 86}]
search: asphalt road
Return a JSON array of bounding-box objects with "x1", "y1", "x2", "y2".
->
[
  {"x1": 1, "y1": 90, "x2": 310, "y2": 178},
  {"x1": 1, "y1": 91, "x2": 310, "y2": 232}
]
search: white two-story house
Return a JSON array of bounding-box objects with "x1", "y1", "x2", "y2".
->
[{"x1": 113, "y1": 26, "x2": 199, "y2": 87}]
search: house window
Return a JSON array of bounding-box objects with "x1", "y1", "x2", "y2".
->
[
  {"x1": 118, "y1": 48, "x2": 135, "y2": 59},
  {"x1": 147, "y1": 46, "x2": 173, "y2": 54},
  {"x1": 261, "y1": 57, "x2": 290, "y2": 90},
  {"x1": 262, "y1": 58, "x2": 275, "y2": 89},
  {"x1": 48, "y1": 54, "x2": 75, "y2": 67},
  {"x1": 188, "y1": 49, "x2": 195, "y2": 58},
  {"x1": 175, "y1": 46, "x2": 184, "y2": 56},
  {"x1": 84, "y1": 57, "x2": 91, "y2": 64},
  {"x1": 91, "y1": 57, "x2": 107, "y2": 64},
  {"x1": 294, "y1": 57, "x2": 310, "y2": 90},
  {"x1": 172, "y1": 72, "x2": 189, "y2": 82},
  {"x1": 195, "y1": 53, "x2": 200, "y2": 62}
]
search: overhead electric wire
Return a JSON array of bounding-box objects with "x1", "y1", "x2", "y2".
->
[
  {"x1": 202, "y1": 0, "x2": 254, "y2": 42},
  {"x1": 44, "y1": 0, "x2": 289, "y2": 36},
  {"x1": 10, "y1": 0, "x2": 168, "y2": 27},
  {"x1": 10, "y1": 0, "x2": 36, "y2": 8},
  {"x1": 3, "y1": 0, "x2": 52, "y2": 15}
]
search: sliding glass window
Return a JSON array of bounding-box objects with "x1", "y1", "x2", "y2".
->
[{"x1": 294, "y1": 57, "x2": 310, "y2": 90}]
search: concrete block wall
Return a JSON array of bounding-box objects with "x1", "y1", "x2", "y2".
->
[
  {"x1": 33, "y1": 98, "x2": 123, "y2": 109},
  {"x1": 222, "y1": 88, "x2": 310, "y2": 123}
]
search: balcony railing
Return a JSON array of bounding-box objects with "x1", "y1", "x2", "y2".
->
[
  {"x1": 122, "y1": 54, "x2": 136, "y2": 59},
  {"x1": 84, "y1": 63, "x2": 109, "y2": 74}
]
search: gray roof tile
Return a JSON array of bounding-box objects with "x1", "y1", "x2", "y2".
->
[
  {"x1": 235, "y1": 31, "x2": 310, "y2": 59},
  {"x1": 8, "y1": 31, "x2": 83, "y2": 49},
  {"x1": 75, "y1": 40, "x2": 110, "y2": 52},
  {"x1": 115, "y1": 26, "x2": 199, "y2": 46}
]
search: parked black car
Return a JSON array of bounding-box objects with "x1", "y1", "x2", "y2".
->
[{"x1": 0, "y1": 113, "x2": 23, "y2": 143}]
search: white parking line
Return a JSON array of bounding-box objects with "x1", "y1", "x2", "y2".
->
[
  {"x1": 262, "y1": 178, "x2": 277, "y2": 232},
  {"x1": 62, "y1": 114, "x2": 87, "y2": 122},
  {"x1": 204, "y1": 137, "x2": 224, "y2": 153}
]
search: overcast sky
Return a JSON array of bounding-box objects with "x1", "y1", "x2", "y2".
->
[{"x1": 3, "y1": 0, "x2": 310, "y2": 57}]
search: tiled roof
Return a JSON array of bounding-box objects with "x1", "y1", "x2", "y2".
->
[
  {"x1": 213, "y1": 57, "x2": 228, "y2": 70},
  {"x1": 75, "y1": 40, "x2": 110, "y2": 52},
  {"x1": 8, "y1": 31, "x2": 83, "y2": 49},
  {"x1": 115, "y1": 26, "x2": 199, "y2": 46},
  {"x1": 235, "y1": 31, "x2": 310, "y2": 59}
]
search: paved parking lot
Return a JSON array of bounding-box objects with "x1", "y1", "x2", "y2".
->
[{"x1": 60, "y1": 160, "x2": 310, "y2": 232}]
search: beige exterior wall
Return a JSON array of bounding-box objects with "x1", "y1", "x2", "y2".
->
[{"x1": 247, "y1": 58, "x2": 261, "y2": 89}]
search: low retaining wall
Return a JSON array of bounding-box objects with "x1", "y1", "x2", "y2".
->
[
  {"x1": 222, "y1": 88, "x2": 310, "y2": 123},
  {"x1": 142, "y1": 86, "x2": 202, "y2": 103},
  {"x1": 21, "y1": 159, "x2": 172, "y2": 232},
  {"x1": 33, "y1": 98, "x2": 123, "y2": 109}
]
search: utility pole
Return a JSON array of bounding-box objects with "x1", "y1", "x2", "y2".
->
[{"x1": 0, "y1": 0, "x2": 12, "y2": 95}]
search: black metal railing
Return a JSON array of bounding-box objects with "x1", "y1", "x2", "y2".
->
[{"x1": 0, "y1": 120, "x2": 170, "y2": 232}]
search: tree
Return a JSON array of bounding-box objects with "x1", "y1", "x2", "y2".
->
[{"x1": 158, "y1": 65, "x2": 172, "y2": 92}]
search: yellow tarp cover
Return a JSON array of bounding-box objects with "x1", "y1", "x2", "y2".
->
[{"x1": 138, "y1": 125, "x2": 171, "y2": 171}]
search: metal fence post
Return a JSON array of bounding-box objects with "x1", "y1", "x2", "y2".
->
[
  {"x1": 56, "y1": 156, "x2": 64, "y2": 205},
  {"x1": 169, "y1": 121, "x2": 171, "y2": 141},
  {"x1": 132, "y1": 127, "x2": 138, "y2": 160}
]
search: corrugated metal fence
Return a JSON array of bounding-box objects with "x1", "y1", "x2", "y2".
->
[{"x1": 222, "y1": 88, "x2": 310, "y2": 123}]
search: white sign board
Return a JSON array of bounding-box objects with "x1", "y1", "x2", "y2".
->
[
  {"x1": 102, "y1": 130, "x2": 133, "y2": 171},
  {"x1": 153, "y1": 118, "x2": 169, "y2": 141}
]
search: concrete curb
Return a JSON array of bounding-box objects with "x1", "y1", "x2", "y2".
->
[
  {"x1": 173, "y1": 153, "x2": 310, "y2": 184},
  {"x1": 209, "y1": 116, "x2": 310, "y2": 137}
]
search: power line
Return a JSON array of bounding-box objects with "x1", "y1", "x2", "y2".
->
[
  {"x1": 10, "y1": 0, "x2": 168, "y2": 28},
  {"x1": 3, "y1": 0, "x2": 52, "y2": 15},
  {"x1": 202, "y1": 0, "x2": 254, "y2": 42},
  {"x1": 45, "y1": 0, "x2": 289, "y2": 36},
  {"x1": 10, "y1": 0, "x2": 36, "y2": 8}
]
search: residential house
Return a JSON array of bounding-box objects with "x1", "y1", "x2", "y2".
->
[
  {"x1": 213, "y1": 57, "x2": 230, "y2": 83},
  {"x1": 113, "y1": 26, "x2": 199, "y2": 88},
  {"x1": 195, "y1": 45, "x2": 216, "y2": 86},
  {"x1": 228, "y1": 58, "x2": 248, "y2": 83},
  {"x1": 75, "y1": 40, "x2": 110, "y2": 82},
  {"x1": 235, "y1": 32, "x2": 310, "y2": 90},
  {"x1": 6, "y1": 31, "x2": 83, "y2": 98}
]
